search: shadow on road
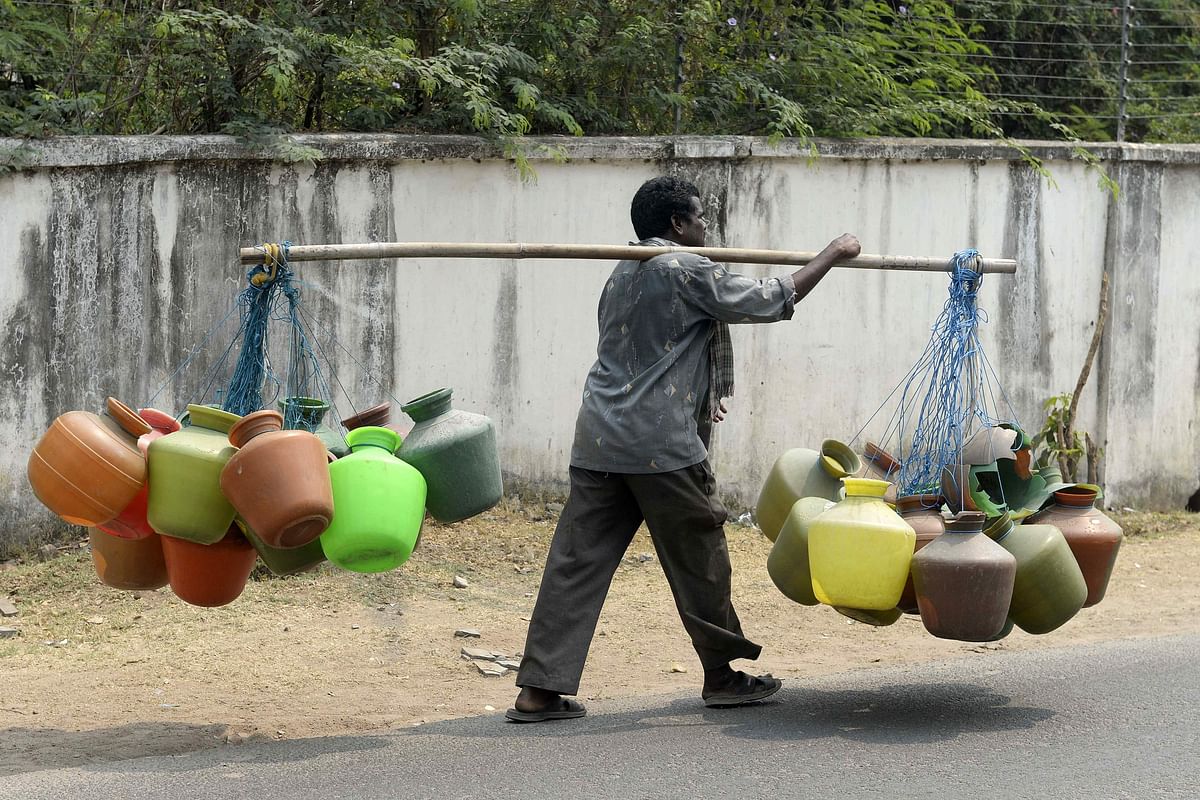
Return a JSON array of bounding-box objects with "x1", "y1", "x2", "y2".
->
[
  {"x1": 1, "y1": 722, "x2": 230, "y2": 777},
  {"x1": 406, "y1": 681, "x2": 1055, "y2": 746}
]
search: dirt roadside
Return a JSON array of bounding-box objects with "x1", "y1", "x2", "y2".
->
[{"x1": 2, "y1": 503, "x2": 1197, "y2": 777}]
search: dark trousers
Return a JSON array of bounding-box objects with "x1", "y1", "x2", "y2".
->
[{"x1": 516, "y1": 461, "x2": 762, "y2": 696}]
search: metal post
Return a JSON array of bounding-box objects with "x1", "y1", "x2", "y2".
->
[
  {"x1": 674, "y1": 4, "x2": 684, "y2": 134},
  {"x1": 1116, "y1": 0, "x2": 1133, "y2": 143}
]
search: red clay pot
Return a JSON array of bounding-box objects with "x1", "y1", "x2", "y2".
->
[
  {"x1": 1026, "y1": 485, "x2": 1123, "y2": 607},
  {"x1": 161, "y1": 525, "x2": 258, "y2": 607}
]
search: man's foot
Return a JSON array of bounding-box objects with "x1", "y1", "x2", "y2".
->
[
  {"x1": 701, "y1": 670, "x2": 782, "y2": 708},
  {"x1": 505, "y1": 687, "x2": 587, "y2": 723}
]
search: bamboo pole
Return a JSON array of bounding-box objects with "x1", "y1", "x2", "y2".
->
[{"x1": 238, "y1": 241, "x2": 1018, "y2": 274}]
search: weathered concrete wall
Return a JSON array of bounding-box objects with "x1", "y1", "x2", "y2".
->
[{"x1": 2, "y1": 135, "x2": 1198, "y2": 550}]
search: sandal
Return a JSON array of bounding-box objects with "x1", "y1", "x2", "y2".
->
[
  {"x1": 505, "y1": 697, "x2": 587, "y2": 723},
  {"x1": 701, "y1": 672, "x2": 782, "y2": 708}
]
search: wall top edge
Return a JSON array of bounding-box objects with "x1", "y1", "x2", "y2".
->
[{"x1": 2, "y1": 134, "x2": 1199, "y2": 169}]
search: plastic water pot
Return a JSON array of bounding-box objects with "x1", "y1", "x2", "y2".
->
[
  {"x1": 397, "y1": 388, "x2": 502, "y2": 524},
  {"x1": 985, "y1": 513, "x2": 1086, "y2": 635},
  {"x1": 766, "y1": 497, "x2": 834, "y2": 605},
  {"x1": 27, "y1": 397, "x2": 150, "y2": 527},
  {"x1": 237, "y1": 518, "x2": 326, "y2": 577},
  {"x1": 321, "y1": 426, "x2": 427, "y2": 573},
  {"x1": 755, "y1": 440, "x2": 861, "y2": 542},
  {"x1": 808, "y1": 478, "x2": 915, "y2": 610},
  {"x1": 147, "y1": 404, "x2": 240, "y2": 544}
]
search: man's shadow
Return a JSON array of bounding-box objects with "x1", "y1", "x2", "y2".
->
[{"x1": 411, "y1": 681, "x2": 1054, "y2": 746}]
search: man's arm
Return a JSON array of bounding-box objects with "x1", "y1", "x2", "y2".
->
[{"x1": 789, "y1": 234, "x2": 861, "y2": 302}]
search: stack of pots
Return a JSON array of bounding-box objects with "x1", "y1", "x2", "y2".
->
[
  {"x1": 26, "y1": 397, "x2": 171, "y2": 592},
  {"x1": 148, "y1": 404, "x2": 256, "y2": 606}
]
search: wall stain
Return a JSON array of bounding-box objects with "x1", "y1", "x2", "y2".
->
[{"x1": 997, "y1": 162, "x2": 1049, "y2": 427}]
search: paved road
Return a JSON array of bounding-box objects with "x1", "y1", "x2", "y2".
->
[{"x1": 3, "y1": 634, "x2": 1197, "y2": 799}]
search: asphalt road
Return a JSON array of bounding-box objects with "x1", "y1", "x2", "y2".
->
[{"x1": 3, "y1": 634, "x2": 1197, "y2": 800}]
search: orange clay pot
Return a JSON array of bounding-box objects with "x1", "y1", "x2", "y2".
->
[
  {"x1": 219, "y1": 410, "x2": 334, "y2": 549},
  {"x1": 27, "y1": 397, "x2": 150, "y2": 527}
]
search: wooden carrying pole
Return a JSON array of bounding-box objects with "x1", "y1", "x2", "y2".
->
[{"x1": 238, "y1": 241, "x2": 1018, "y2": 274}]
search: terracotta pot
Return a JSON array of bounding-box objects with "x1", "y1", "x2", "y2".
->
[
  {"x1": 89, "y1": 528, "x2": 168, "y2": 591},
  {"x1": 342, "y1": 401, "x2": 414, "y2": 440},
  {"x1": 896, "y1": 494, "x2": 946, "y2": 614},
  {"x1": 857, "y1": 442, "x2": 899, "y2": 505},
  {"x1": 27, "y1": 397, "x2": 149, "y2": 527},
  {"x1": 220, "y1": 410, "x2": 334, "y2": 548},
  {"x1": 912, "y1": 511, "x2": 1016, "y2": 642},
  {"x1": 1026, "y1": 485, "x2": 1122, "y2": 607},
  {"x1": 161, "y1": 525, "x2": 258, "y2": 607}
]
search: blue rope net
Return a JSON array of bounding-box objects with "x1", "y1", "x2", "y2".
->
[
  {"x1": 855, "y1": 249, "x2": 1030, "y2": 512},
  {"x1": 218, "y1": 243, "x2": 337, "y2": 428}
]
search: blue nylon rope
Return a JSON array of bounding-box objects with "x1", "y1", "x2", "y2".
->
[{"x1": 854, "y1": 250, "x2": 1022, "y2": 507}]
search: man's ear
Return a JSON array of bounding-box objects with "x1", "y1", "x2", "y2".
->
[{"x1": 669, "y1": 213, "x2": 684, "y2": 235}]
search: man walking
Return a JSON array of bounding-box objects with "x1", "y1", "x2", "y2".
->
[{"x1": 507, "y1": 176, "x2": 860, "y2": 722}]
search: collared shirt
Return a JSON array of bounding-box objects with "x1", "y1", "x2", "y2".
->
[{"x1": 570, "y1": 238, "x2": 797, "y2": 474}]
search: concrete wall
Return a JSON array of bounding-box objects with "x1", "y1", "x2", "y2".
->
[{"x1": 2, "y1": 135, "x2": 1198, "y2": 551}]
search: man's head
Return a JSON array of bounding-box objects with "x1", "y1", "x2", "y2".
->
[{"x1": 630, "y1": 176, "x2": 708, "y2": 247}]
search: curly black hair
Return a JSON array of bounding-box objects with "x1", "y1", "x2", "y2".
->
[{"x1": 630, "y1": 176, "x2": 701, "y2": 241}]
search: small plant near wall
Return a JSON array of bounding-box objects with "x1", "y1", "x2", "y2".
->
[{"x1": 1032, "y1": 393, "x2": 1103, "y2": 484}]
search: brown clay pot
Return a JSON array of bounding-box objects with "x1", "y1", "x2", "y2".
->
[
  {"x1": 1026, "y1": 485, "x2": 1123, "y2": 607},
  {"x1": 896, "y1": 494, "x2": 947, "y2": 614},
  {"x1": 341, "y1": 402, "x2": 414, "y2": 440},
  {"x1": 219, "y1": 410, "x2": 334, "y2": 549},
  {"x1": 161, "y1": 525, "x2": 258, "y2": 607},
  {"x1": 89, "y1": 528, "x2": 168, "y2": 590},
  {"x1": 911, "y1": 511, "x2": 1016, "y2": 642}
]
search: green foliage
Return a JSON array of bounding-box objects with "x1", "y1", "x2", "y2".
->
[
  {"x1": 1031, "y1": 392, "x2": 1104, "y2": 482},
  {"x1": 0, "y1": 0, "x2": 1196, "y2": 152}
]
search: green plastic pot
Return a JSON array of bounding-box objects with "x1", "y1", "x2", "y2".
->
[{"x1": 320, "y1": 426, "x2": 426, "y2": 573}]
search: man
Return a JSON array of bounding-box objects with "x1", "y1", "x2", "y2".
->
[{"x1": 507, "y1": 176, "x2": 860, "y2": 723}]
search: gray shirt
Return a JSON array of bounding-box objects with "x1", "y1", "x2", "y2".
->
[{"x1": 570, "y1": 238, "x2": 797, "y2": 474}]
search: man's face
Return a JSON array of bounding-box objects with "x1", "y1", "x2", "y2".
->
[{"x1": 673, "y1": 196, "x2": 708, "y2": 248}]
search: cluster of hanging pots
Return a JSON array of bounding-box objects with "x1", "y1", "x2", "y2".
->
[
  {"x1": 27, "y1": 388, "x2": 503, "y2": 608},
  {"x1": 756, "y1": 434, "x2": 1124, "y2": 641}
]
